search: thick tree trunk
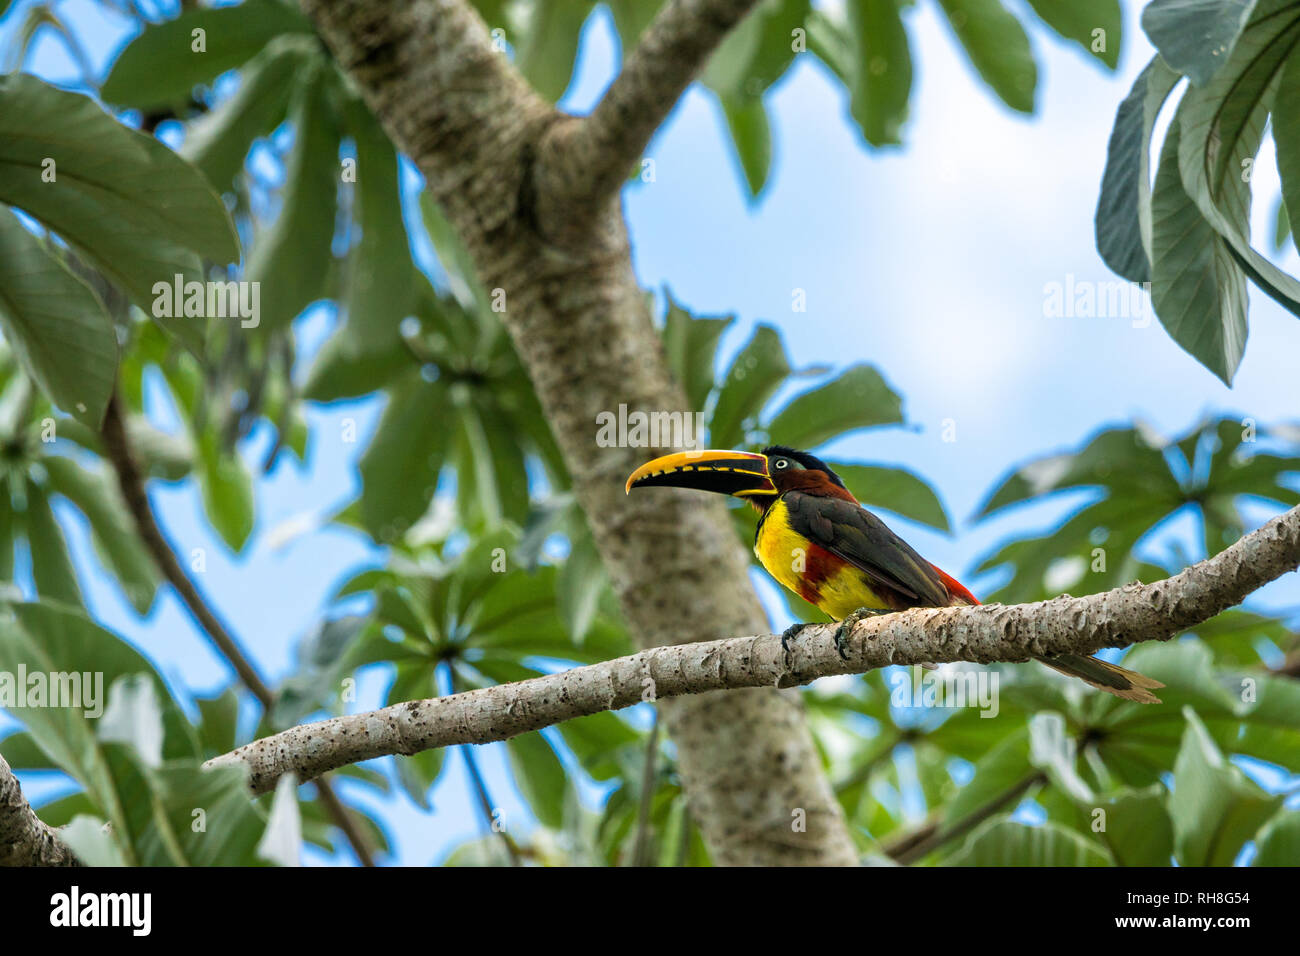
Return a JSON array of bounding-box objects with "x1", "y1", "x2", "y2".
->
[{"x1": 300, "y1": 0, "x2": 858, "y2": 864}]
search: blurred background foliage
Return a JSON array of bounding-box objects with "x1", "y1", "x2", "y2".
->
[{"x1": 0, "y1": 0, "x2": 1296, "y2": 866}]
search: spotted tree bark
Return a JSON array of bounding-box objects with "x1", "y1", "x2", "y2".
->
[{"x1": 204, "y1": 503, "x2": 1300, "y2": 797}]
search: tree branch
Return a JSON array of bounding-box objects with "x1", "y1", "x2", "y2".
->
[
  {"x1": 537, "y1": 0, "x2": 762, "y2": 218},
  {"x1": 206, "y1": 505, "x2": 1300, "y2": 796},
  {"x1": 0, "y1": 752, "x2": 80, "y2": 867}
]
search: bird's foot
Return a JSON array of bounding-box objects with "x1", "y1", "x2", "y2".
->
[
  {"x1": 780, "y1": 622, "x2": 812, "y2": 654},
  {"x1": 833, "y1": 608, "x2": 890, "y2": 661}
]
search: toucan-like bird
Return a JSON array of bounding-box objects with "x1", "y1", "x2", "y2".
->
[{"x1": 626, "y1": 445, "x2": 1163, "y2": 703}]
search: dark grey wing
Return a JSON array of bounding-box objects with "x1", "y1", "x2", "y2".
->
[{"x1": 783, "y1": 491, "x2": 952, "y2": 608}]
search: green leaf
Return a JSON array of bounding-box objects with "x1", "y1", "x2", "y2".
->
[
  {"x1": 1149, "y1": 118, "x2": 1248, "y2": 384},
  {"x1": 1168, "y1": 708, "x2": 1281, "y2": 866},
  {"x1": 608, "y1": 0, "x2": 664, "y2": 50},
  {"x1": 703, "y1": 0, "x2": 810, "y2": 101},
  {"x1": 766, "y1": 364, "x2": 903, "y2": 449},
  {"x1": 244, "y1": 64, "x2": 340, "y2": 332},
  {"x1": 1140, "y1": 0, "x2": 1257, "y2": 87},
  {"x1": 943, "y1": 727, "x2": 1033, "y2": 825},
  {"x1": 709, "y1": 324, "x2": 790, "y2": 447},
  {"x1": 845, "y1": 0, "x2": 912, "y2": 146},
  {"x1": 180, "y1": 35, "x2": 315, "y2": 192},
  {"x1": 395, "y1": 748, "x2": 447, "y2": 810},
  {"x1": 196, "y1": 431, "x2": 255, "y2": 552},
  {"x1": 1090, "y1": 786, "x2": 1175, "y2": 865},
  {"x1": 0, "y1": 74, "x2": 240, "y2": 302},
  {"x1": 513, "y1": 0, "x2": 594, "y2": 101},
  {"x1": 101, "y1": 0, "x2": 314, "y2": 110},
  {"x1": 975, "y1": 425, "x2": 1180, "y2": 518},
  {"x1": 23, "y1": 482, "x2": 83, "y2": 607},
  {"x1": 945, "y1": 817, "x2": 1111, "y2": 865},
  {"x1": 1095, "y1": 57, "x2": 1184, "y2": 283},
  {"x1": 195, "y1": 688, "x2": 241, "y2": 756},
  {"x1": 1272, "y1": 43, "x2": 1300, "y2": 256},
  {"x1": 359, "y1": 374, "x2": 452, "y2": 542},
  {"x1": 338, "y1": 99, "x2": 417, "y2": 353},
  {"x1": 1026, "y1": 0, "x2": 1122, "y2": 68},
  {"x1": 660, "y1": 294, "x2": 733, "y2": 412},
  {"x1": 302, "y1": 328, "x2": 414, "y2": 401},
  {"x1": 557, "y1": 533, "x2": 604, "y2": 641},
  {"x1": 1173, "y1": 3, "x2": 1300, "y2": 323},
  {"x1": 936, "y1": 0, "x2": 1037, "y2": 113},
  {"x1": 0, "y1": 601, "x2": 200, "y2": 791},
  {"x1": 505, "y1": 731, "x2": 568, "y2": 829},
  {"x1": 828, "y1": 462, "x2": 950, "y2": 532},
  {"x1": 1253, "y1": 809, "x2": 1300, "y2": 865},
  {"x1": 555, "y1": 711, "x2": 639, "y2": 782},
  {"x1": 1275, "y1": 195, "x2": 1293, "y2": 252},
  {"x1": 42, "y1": 456, "x2": 159, "y2": 614},
  {"x1": 718, "y1": 96, "x2": 772, "y2": 198},
  {"x1": 0, "y1": 210, "x2": 116, "y2": 427}
]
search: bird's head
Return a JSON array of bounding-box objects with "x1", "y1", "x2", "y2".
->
[{"x1": 624, "y1": 445, "x2": 853, "y2": 506}]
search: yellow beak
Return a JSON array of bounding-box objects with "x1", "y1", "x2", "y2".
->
[{"x1": 625, "y1": 449, "x2": 777, "y2": 497}]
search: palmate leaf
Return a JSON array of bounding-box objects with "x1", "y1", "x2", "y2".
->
[{"x1": 973, "y1": 417, "x2": 1299, "y2": 602}]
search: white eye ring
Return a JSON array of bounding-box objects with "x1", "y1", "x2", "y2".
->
[{"x1": 774, "y1": 459, "x2": 788, "y2": 469}]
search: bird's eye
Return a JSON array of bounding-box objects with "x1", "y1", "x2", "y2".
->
[{"x1": 773, "y1": 459, "x2": 788, "y2": 469}]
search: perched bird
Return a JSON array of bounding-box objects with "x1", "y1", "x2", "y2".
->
[{"x1": 626, "y1": 445, "x2": 1163, "y2": 703}]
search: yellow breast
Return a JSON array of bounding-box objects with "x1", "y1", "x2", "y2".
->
[{"x1": 754, "y1": 497, "x2": 889, "y2": 619}]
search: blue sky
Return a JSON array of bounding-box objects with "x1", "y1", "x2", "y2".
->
[{"x1": 4, "y1": 0, "x2": 1299, "y2": 864}]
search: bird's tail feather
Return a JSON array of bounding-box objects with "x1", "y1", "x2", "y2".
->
[{"x1": 1034, "y1": 653, "x2": 1164, "y2": 704}]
